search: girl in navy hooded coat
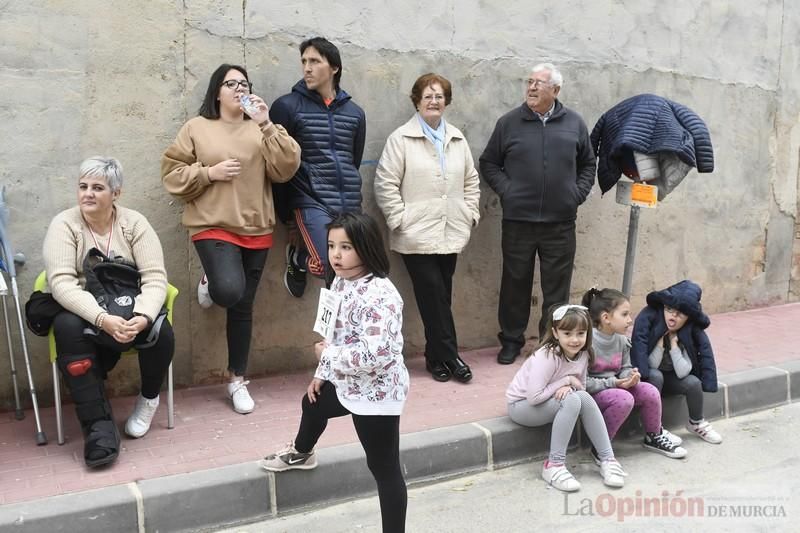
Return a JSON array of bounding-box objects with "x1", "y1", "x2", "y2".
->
[{"x1": 630, "y1": 280, "x2": 722, "y2": 444}]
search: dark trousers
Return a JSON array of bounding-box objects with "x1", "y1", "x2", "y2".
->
[
  {"x1": 53, "y1": 310, "x2": 174, "y2": 399},
  {"x1": 295, "y1": 382, "x2": 407, "y2": 533},
  {"x1": 498, "y1": 219, "x2": 576, "y2": 345},
  {"x1": 647, "y1": 368, "x2": 705, "y2": 421},
  {"x1": 194, "y1": 240, "x2": 268, "y2": 376},
  {"x1": 401, "y1": 253, "x2": 458, "y2": 362}
]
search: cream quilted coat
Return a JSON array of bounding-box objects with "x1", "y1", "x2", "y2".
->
[{"x1": 374, "y1": 115, "x2": 480, "y2": 254}]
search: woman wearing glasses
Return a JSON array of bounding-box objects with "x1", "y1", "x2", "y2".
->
[
  {"x1": 374, "y1": 73, "x2": 481, "y2": 384},
  {"x1": 162, "y1": 64, "x2": 300, "y2": 414}
]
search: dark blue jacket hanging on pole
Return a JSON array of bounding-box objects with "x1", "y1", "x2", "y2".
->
[{"x1": 590, "y1": 94, "x2": 714, "y2": 194}]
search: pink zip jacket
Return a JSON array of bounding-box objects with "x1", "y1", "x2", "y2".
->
[{"x1": 506, "y1": 346, "x2": 589, "y2": 405}]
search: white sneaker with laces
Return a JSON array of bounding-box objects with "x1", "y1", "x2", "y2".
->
[
  {"x1": 662, "y1": 427, "x2": 683, "y2": 446},
  {"x1": 686, "y1": 419, "x2": 722, "y2": 444},
  {"x1": 125, "y1": 394, "x2": 160, "y2": 438},
  {"x1": 197, "y1": 273, "x2": 213, "y2": 309},
  {"x1": 542, "y1": 462, "x2": 581, "y2": 492},
  {"x1": 228, "y1": 379, "x2": 255, "y2": 414},
  {"x1": 600, "y1": 459, "x2": 626, "y2": 488}
]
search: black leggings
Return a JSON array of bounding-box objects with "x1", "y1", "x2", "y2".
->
[
  {"x1": 194, "y1": 240, "x2": 268, "y2": 376},
  {"x1": 53, "y1": 310, "x2": 174, "y2": 398},
  {"x1": 294, "y1": 382, "x2": 407, "y2": 533}
]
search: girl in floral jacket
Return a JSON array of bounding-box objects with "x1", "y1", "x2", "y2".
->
[{"x1": 260, "y1": 212, "x2": 409, "y2": 533}]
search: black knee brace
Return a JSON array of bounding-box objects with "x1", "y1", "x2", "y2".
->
[{"x1": 57, "y1": 352, "x2": 113, "y2": 426}]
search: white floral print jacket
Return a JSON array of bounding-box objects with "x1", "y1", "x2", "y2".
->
[{"x1": 315, "y1": 274, "x2": 409, "y2": 415}]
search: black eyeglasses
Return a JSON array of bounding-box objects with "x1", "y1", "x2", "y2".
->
[{"x1": 222, "y1": 79, "x2": 252, "y2": 91}]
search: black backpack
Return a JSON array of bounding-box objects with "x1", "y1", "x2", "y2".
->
[{"x1": 83, "y1": 248, "x2": 141, "y2": 350}]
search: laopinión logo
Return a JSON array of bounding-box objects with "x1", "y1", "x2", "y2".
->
[{"x1": 563, "y1": 490, "x2": 787, "y2": 522}]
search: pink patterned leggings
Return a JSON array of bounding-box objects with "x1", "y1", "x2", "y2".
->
[{"x1": 592, "y1": 381, "x2": 662, "y2": 439}]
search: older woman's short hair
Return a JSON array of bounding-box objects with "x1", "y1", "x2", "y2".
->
[
  {"x1": 79, "y1": 156, "x2": 124, "y2": 193},
  {"x1": 410, "y1": 73, "x2": 453, "y2": 109},
  {"x1": 531, "y1": 63, "x2": 563, "y2": 88}
]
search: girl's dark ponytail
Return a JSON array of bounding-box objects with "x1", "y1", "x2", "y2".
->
[{"x1": 581, "y1": 287, "x2": 628, "y2": 327}]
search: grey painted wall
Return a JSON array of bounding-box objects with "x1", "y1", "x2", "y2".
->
[{"x1": 1, "y1": 1, "x2": 797, "y2": 406}]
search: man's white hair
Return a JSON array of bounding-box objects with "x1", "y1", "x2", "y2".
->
[{"x1": 531, "y1": 62, "x2": 563, "y2": 88}]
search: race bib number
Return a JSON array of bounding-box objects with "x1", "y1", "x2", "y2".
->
[{"x1": 313, "y1": 288, "x2": 341, "y2": 343}]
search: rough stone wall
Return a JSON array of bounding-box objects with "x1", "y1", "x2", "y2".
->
[{"x1": 0, "y1": 0, "x2": 797, "y2": 406}]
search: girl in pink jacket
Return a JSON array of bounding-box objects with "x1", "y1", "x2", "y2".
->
[{"x1": 506, "y1": 304, "x2": 626, "y2": 492}]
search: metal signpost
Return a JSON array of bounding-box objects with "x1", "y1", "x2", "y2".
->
[{"x1": 615, "y1": 181, "x2": 658, "y2": 296}]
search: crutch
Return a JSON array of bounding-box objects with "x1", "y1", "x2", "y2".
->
[
  {"x1": 0, "y1": 187, "x2": 47, "y2": 444},
  {"x1": 0, "y1": 258, "x2": 24, "y2": 420}
]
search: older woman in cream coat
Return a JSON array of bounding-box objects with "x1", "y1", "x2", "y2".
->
[{"x1": 374, "y1": 73, "x2": 480, "y2": 383}]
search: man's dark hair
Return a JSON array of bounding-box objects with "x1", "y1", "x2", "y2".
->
[
  {"x1": 300, "y1": 37, "x2": 343, "y2": 91},
  {"x1": 198, "y1": 63, "x2": 251, "y2": 120}
]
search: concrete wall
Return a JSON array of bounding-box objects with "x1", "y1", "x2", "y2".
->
[{"x1": 1, "y1": 0, "x2": 798, "y2": 406}]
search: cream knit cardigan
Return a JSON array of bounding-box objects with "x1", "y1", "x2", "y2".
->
[{"x1": 43, "y1": 205, "x2": 167, "y2": 326}]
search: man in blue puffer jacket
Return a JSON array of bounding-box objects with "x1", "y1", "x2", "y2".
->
[
  {"x1": 271, "y1": 37, "x2": 366, "y2": 297},
  {"x1": 631, "y1": 280, "x2": 722, "y2": 445}
]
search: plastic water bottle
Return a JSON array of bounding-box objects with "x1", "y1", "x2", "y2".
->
[{"x1": 239, "y1": 95, "x2": 260, "y2": 118}]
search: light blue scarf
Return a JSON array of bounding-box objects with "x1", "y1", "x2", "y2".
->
[{"x1": 417, "y1": 113, "x2": 446, "y2": 175}]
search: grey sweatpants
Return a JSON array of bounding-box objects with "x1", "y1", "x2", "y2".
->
[{"x1": 508, "y1": 390, "x2": 613, "y2": 464}]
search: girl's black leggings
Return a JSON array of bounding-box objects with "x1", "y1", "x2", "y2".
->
[{"x1": 294, "y1": 381, "x2": 407, "y2": 533}]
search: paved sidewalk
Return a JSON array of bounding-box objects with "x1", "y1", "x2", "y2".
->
[{"x1": 0, "y1": 302, "x2": 799, "y2": 528}]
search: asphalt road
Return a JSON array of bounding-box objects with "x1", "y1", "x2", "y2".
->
[{"x1": 215, "y1": 403, "x2": 799, "y2": 533}]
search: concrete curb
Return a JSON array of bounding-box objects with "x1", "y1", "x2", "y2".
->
[{"x1": 1, "y1": 363, "x2": 798, "y2": 532}]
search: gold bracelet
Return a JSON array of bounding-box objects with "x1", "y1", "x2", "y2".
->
[{"x1": 96, "y1": 313, "x2": 107, "y2": 330}]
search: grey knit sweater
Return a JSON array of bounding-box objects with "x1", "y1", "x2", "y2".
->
[{"x1": 586, "y1": 328, "x2": 634, "y2": 394}]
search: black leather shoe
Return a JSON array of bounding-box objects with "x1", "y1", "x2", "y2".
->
[
  {"x1": 443, "y1": 357, "x2": 473, "y2": 383},
  {"x1": 497, "y1": 344, "x2": 521, "y2": 365},
  {"x1": 425, "y1": 359, "x2": 451, "y2": 382}
]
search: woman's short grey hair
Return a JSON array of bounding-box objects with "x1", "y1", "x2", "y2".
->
[
  {"x1": 531, "y1": 62, "x2": 563, "y2": 88},
  {"x1": 79, "y1": 156, "x2": 124, "y2": 193}
]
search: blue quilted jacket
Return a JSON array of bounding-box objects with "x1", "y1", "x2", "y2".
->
[
  {"x1": 590, "y1": 94, "x2": 714, "y2": 193},
  {"x1": 270, "y1": 80, "x2": 366, "y2": 216},
  {"x1": 630, "y1": 280, "x2": 718, "y2": 393}
]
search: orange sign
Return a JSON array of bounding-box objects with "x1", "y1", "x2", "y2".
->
[{"x1": 630, "y1": 183, "x2": 658, "y2": 207}]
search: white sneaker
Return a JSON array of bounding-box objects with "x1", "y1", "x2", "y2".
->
[
  {"x1": 600, "y1": 459, "x2": 626, "y2": 488},
  {"x1": 227, "y1": 379, "x2": 254, "y2": 414},
  {"x1": 259, "y1": 443, "x2": 318, "y2": 472},
  {"x1": 686, "y1": 419, "x2": 722, "y2": 444},
  {"x1": 125, "y1": 394, "x2": 160, "y2": 438},
  {"x1": 197, "y1": 273, "x2": 213, "y2": 309},
  {"x1": 662, "y1": 427, "x2": 683, "y2": 446},
  {"x1": 542, "y1": 462, "x2": 581, "y2": 492}
]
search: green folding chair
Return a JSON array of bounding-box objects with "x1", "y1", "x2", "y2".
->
[{"x1": 34, "y1": 271, "x2": 177, "y2": 445}]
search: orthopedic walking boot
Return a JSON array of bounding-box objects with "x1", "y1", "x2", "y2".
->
[{"x1": 58, "y1": 352, "x2": 120, "y2": 468}]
